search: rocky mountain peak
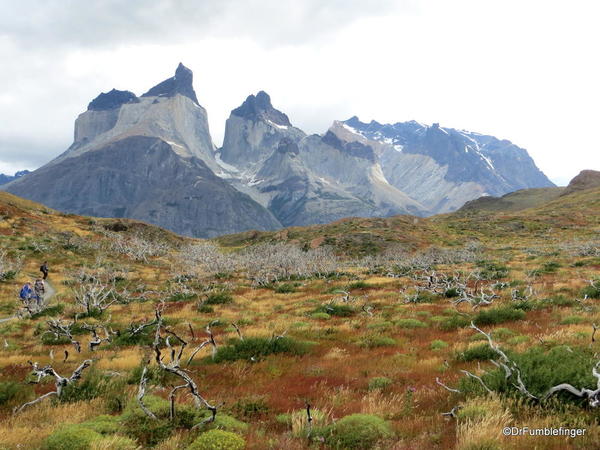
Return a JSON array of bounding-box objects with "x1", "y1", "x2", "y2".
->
[
  {"x1": 142, "y1": 62, "x2": 199, "y2": 104},
  {"x1": 87, "y1": 89, "x2": 139, "y2": 111},
  {"x1": 231, "y1": 91, "x2": 291, "y2": 126}
]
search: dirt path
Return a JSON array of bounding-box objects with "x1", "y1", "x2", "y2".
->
[{"x1": 0, "y1": 280, "x2": 56, "y2": 323}]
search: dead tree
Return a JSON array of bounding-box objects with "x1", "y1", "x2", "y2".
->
[
  {"x1": 231, "y1": 322, "x2": 244, "y2": 341},
  {"x1": 187, "y1": 321, "x2": 218, "y2": 365},
  {"x1": 137, "y1": 303, "x2": 220, "y2": 426},
  {"x1": 73, "y1": 279, "x2": 118, "y2": 316},
  {"x1": 463, "y1": 322, "x2": 537, "y2": 400},
  {"x1": 81, "y1": 323, "x2": 115, "y2": 351},
  {"x1": 137, "y1": 366, "x2": 157, "y2": 419},
  {"x1": 543, "y1": 361, "x2": 600, "y2": 407},
  {"x1": 45, "y1": 318, "x2": 81, "y2": 353},
  {"x1": 511, "y1": 285, "x2": 533, "y2": 302},
  {"x1": 15, "y1": 360, "x2": 92, "y2": 413},
  {"x1": 127, "y1": 317, "x2": 158, "y2": 336}
]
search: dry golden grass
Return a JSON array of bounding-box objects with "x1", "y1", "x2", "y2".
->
[{"x1": 0, "y1": 399, "x2": 104, "y2": 449}]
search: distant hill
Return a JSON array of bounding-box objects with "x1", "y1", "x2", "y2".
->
[
  {"x1": 457, "y1": 187, "x2": 565, "y2": 213},
  {"x1": 457, "y1": 169, "x2": 600, "y2": 215},
  {"x1": 0, "y1": 170, "x2": 30, "y2": 186},
  {"x1": 215, "y1": 171, "x2": 600, "y2": 256},
  {"x1": 561, "y1": 169, "x2": 600, "y2": 196}
]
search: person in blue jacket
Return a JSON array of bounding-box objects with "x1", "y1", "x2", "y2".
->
[{"x1": 19, "y1": 282, "x2": 33, "y2": 301}]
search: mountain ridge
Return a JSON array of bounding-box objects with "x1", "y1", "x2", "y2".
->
[{"x1": 3, "y1": 63, "x2": 555, "y2": 238}]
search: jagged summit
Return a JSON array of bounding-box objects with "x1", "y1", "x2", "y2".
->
[
  {"x1": 87, "y1": 89, "x2": 139, "y2": 111},
  {"x1": 142, "y1": 62, "x2": 199, "y2": 104},
  {"x1": 231, "y1": 91, "x2": 291, "y2": 126}
]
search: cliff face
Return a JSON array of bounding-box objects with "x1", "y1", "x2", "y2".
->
[
  {"x1": 5, "y1": 65, "x2": 281, "y2": 237},
  {"x1": 341, "y1": 117, "x2": 555, "y2": 213}
]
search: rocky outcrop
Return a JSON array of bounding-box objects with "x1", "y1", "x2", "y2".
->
[
  {"x1": 561, "y1": 170, "x2": 600, "y2": 196},
  {"x1": 88, "y1": 89, "x2": 139, "y2": 111},
  {"x1": 141, "y1": 63, "x2": 199, "y2": 104}
]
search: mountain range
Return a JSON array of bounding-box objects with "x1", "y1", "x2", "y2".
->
[{"x1": 3, "y1": 63, "x2": 554, "y2": 238}]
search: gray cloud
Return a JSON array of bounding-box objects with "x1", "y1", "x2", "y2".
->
[
  {"x1": 0, "y1": 0, "x2": 597, "y2": 183},
  {"x1": 1, "y1": 0, "x2": 407, "y2": 49}
]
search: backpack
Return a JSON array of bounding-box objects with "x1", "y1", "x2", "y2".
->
[{"x1": 19, "y1": 285, "x2": 30, "y2": 299}]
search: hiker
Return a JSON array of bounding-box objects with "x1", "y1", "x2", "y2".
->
[
  {"x1": 34, "y1": 279, "x2": 45, "y2": 304},
  {"x1": 40, "y1": 261, "x2": 49, "y2": 280},
  {"x1": 19, "y1": 282, "x2": 33, "y2": 302}
]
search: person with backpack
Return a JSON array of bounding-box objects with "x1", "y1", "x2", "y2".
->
[
  {"x1": 19, "y1": 282, "x2": 33, "y2": 302},
  {"x1": 40, "y1": 261, "x2": 49, "y2": 280},
  {"x1": 34, "y1": 279, "x2": 45, "y2": 304}
]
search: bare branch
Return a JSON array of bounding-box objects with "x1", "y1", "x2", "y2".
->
[
  {"x1": 15, "y1": 360, "x2": 92, "y2": 413},
  {"x1": 436, "y1": 377, "x2": 461, "y2": 393}
]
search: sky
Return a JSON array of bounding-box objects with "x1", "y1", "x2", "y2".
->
[{"x1": 1, "y1": 0, "x2": 599, "y2": 185}]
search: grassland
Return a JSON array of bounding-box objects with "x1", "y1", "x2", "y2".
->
[{"x1": 0, "y1": 188, "x2": 599, "y2": 449}]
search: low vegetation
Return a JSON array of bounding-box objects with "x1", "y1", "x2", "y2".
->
[{"x1": 1, "y1": 188, "x2": 600, "y2": 448}]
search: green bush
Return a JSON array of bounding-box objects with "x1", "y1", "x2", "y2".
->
[
  {"x1": 204, "y1": 292, "x2": 233, "y2": 305},
  {"x1": 507, "y1": 336, "x2": 529, "y2": 345},
  {"x1": 430, "y1": 339, "x2": 449, "y2": 350},
  {"x1": 112, "y1": 327, "x2": 157, "y2": 347},
  {"x1": 119, "y1": 395, "x2": 174, "y2": 446},
  {"x1": 197, "y1": 304, "x2": 215, "y2": 313},
  {"x1": 541, "y1": 261, "x2": 561, "y2": 273},
  {"x1": 582, "y1": 280, "x2": 600, "y2": 299},
  {"x1": 324, "y1": 414, "x2": 393, "y2": 449},
  {"x1": 547, "y1": 295, "x2": 575, "y2": 307},
  {"x1": 314, "y1": 304, "x2": 355, "y2": 317},
  {"x1": 212, "y1": 336, "x2": 310, "y2": 363},
  {"x1": 491, "y1": 328, "x2": 515, "y2": 340},
  {"x1": 368, "y1": 377, "x2": 393, "y2": 391},
  {"x1": 187, "y1": 430, "x2": 245, "y2": 450},
  {"x1": 0, "y1": 381, "x2": 27, "y2": 405},
  {"x1": 167, "y1": 291, "x2": 197, "y2": 302},
  {"x1": 231, "y1": 395, "x2": 270, "y2": 419},
  {"x1": 473, "y1": 307, "x2": 525, "y2": 326},
  {"x1": 444, "y1": 287, "x2": 462, "y2": 298},
  {"x1": 80, "y1": 415, "x2": 121, "y2": 434},
  {"x1": 41, "y1": 333, "x2": 74, "y2": 345},
  {"x1": 0, "y1": 270, "x2": 17, "y2": 281},
  {"x1": 30, "y1": 304, "x2": 65, "y2": 319},
  {"x1": 60, "y1": 370, "x2": 125, "y2": 404},
  {"x1": 348, "y1": 281, "x2": 372, "y2": 290},
  {"x1": 476, "y1": 262, "x2": 509, "y2": 280},
  {"x1": 274, "y1": 283, "x2": 297, "y2": 294},
  {"x1": 456, "y1": 344, "x2": 498, "y2": 362},
  {"x1": 561, "y1": 315, "x2": 586, "y2": 325},
  {"x1": 311, "y1": 312, "x2": 330, "y2": 320},
  {"x1": 459, "y1": 345, "x2": 598, "y2": 401},
  {"x1": 438, "y1": 315, "x2": 470, "y2": 331},
  {"x1": 357, "y1": 335, "x2": 396, "y2": 348},
  {"x1": 44, "y1": 424, "x2": 102, "y2": 450},
  {"x1": 396, "y1": 318, "x2": 427, "y2": 329}
]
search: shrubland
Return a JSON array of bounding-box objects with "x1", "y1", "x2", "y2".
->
[{"x1": 0, "y1": 188, "x2": 600, "y2": 448}]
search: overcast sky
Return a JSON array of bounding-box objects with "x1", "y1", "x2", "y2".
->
[{"x1": 1, "y1": 0, "x2": 598, "y2": 185}]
